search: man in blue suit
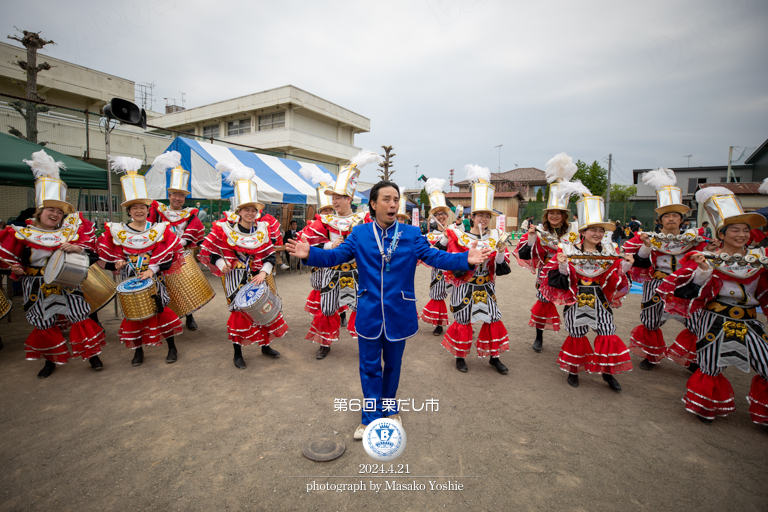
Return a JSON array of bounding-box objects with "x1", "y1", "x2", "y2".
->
[{"x1": 287, "y1": 181, "x2": 491, "y2": 439}]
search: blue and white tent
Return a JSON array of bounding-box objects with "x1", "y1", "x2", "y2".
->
[{"x1": 145, "y1": 137, "x2": 366, "y2": 205}]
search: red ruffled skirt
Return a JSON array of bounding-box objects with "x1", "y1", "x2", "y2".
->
[
  {"x1": 25, "y1": 326, "x2": 70, "y2": 364},
  {"x1": 587, "y1": 335, "x2": 632, "y2": 375},
  {"x1": 306, "y1": 312, "x2": 341, "y2": 347},
  {"x1": 629, "y1": 325, "x2": 666, "y2": 364},
  {"x1": 558, "y1": 336, "x2": 594, "y2": 374},
  {"x1": 69, "y1": 319, "x2": 106, "y2": 360},
  {"x1": 442, "y1": 321, "x2": 509, "y2": 358},
  {"x1": 228, "y1": 310, "x2": 288, "y2": 346},
  {"x1": 683, "y1": 371, "x2": 735, "y2": 420},
  {"x1": 421, "y1": 299, "x2": 449, "y2": 326},
  {"x1": 747, "y1": 375, "x2": 768, "y2": 425},
  {"x1": 529, "y1": 299, "x2": 560, "y2": 331},
  {"x1": 305, "y1": 289, "x2": 321, "y2": 316},
  {"x1": 119, "y1": 308, "x2": 183, "y2": 349},
  {"x1": 347, "y1": 311, "x2": 357, "y2": 339},
  {"x1": 666, "y1": 329, "x2": 697, "y2": 367}
]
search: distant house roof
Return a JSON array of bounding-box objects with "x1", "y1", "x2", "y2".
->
[
  {"x1": 455, "y1": 167, "x2": 545, "y2": 186},
  {"x1": 744, "y1": 138, "x2": 768, "y2": 164},
  {"x1": 698, "y1": 182, "x2": 765, "y2": 195},
  {"x1": 445, "y1": 191, "x2": 522, "y2": 199},
  {"x1": 632, "y1": 165, "x2": 752, "y2": 184}
]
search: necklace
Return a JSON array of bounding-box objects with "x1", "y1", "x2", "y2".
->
[{"x1": 373, "y1": 221, "x2": 400, "y2": 272}]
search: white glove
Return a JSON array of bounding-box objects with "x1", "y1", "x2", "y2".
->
[
  {"x1": 637, "y1": 244, "x2": 652, "y2": 258},
  {"x1": 693, "y1": 267, "x2": 713, "y2": 286},
  {"x1": 215, "y1": 259, "x2": 227, "y2": 270}
]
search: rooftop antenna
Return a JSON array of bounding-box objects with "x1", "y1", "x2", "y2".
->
[
  {"x1": 180, "y1": 92, "x2": 186, "y2": 109},
  {"x1": 683, "y1": 154, "x2": 692, "y2": 167}
]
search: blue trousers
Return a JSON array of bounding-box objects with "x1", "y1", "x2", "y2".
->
[{"x1": 358, "y1": 334, "x2": 406, "y2": 425}]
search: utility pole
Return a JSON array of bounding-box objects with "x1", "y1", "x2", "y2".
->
[
  {"x1": 414, "y1": 164, "x2": 419, "y2": 189},
  {"x1": 726, "y1": 146, "x2": 734, "y2": 183},
  {"x1": 494, "y1": 144, "x2": 503, "y2": 172},
  {"x1": 449, "y1": 168, "x2": 454, "y2": 191},
  {"x1": 605, "y1": 153, "x2": 612, "y2": 221}
]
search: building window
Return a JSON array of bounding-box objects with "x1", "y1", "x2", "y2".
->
[
  {"x1": 180, "y1": 127, "x2": 195, "y2": 135},
  {"x1": 227, "y1": 119, "x2": 251, "y2": 136},
  {"x1": 203, "y1": 124, "x2": 219, "y2": 139},
  {"x1": 258, "y1": 111, "x2": 285, "y2": 131},
  {"x1": 688, "y1": 177, "x2": 706, "y2": 193},
  {"x1": 719, "y1": 176, "x2": 741, "y2": 183}
]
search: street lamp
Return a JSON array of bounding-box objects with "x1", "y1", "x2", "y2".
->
[{"x1": 494, "y1": 144, "x2": 503, "y2": 172}]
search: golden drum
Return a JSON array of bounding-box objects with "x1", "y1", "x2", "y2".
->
[
  {"x1": 165, "y1": 250, "x2": 216, "y2": 317},
  {"x1": 117, "y1": 278, "x2": 157, "y2": 321},
  {"x1": 0, "y1": 290, "x2": 11, "y2": 321},
  {"x1": 81, "y1": 264, "x2": 117, "y2": 313},
  {"x1": 266, "y1": 268, "x2": 278, "y2": 296}
]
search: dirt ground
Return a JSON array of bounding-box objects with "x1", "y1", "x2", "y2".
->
[{"x1": 0, "y1": 261, "x2": 766, "y2": 512}]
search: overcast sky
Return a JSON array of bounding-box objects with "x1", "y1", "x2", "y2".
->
[{"x1": 4, "y1": 0, "x2": 767, "y2": 188}]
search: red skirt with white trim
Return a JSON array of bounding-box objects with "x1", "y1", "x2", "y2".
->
[
  {"x1": 228, "y1": 310, "x2": 288, "y2": 346},
  {"x1": 119, "y1": 308, "x2": 183, "y2": 349},
  {"x1": 306, "y1": 312, "x2": 341, "y2": 347},
  {"x1": 629, "y1": 324, "x2": 666, "y2": 364},
  {"x1": 421, "y1": 299, "x2": 449, "y2": 326},
  {"x1": 587, "y1": 335, "x2": 632, "y2": 375},
  {"x1": 25, "y1": 326, "x2": 70, "y2": 364},
  {"x1": 683, "y1": 370, "x2": 735, "y2": 420},
  {"x1": 747, "y1": 375, "x2": 768, "y2": 425},
  {"x1": 529, "y1": 299, "x2": 560, "y2": 331}
]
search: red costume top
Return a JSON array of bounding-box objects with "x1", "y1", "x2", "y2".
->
[
  {"x1": 623, "y1": 229, "x2": 708, "y2": 283},
  {"x1": 301, "y1": 211, "x2": 371, "y2": 247},
  {"x1": 148, "y1": 200, "x2": 205, "y2": 247},
  {"x1": 442, "y1": 225, "x2": 510, "y2": 284},
  {"x1": 512, "y1": 224, "x2": 579, "y2": 274},
  {"x1": 198, "y1": 219, "x2": 275, "y2": 277},
  {"x1": 96, "y1": 221, "x2": 182, "y2": 271}
]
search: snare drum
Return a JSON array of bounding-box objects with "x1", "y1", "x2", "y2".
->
[
  {"x1": 233, "y1": 281, "x2": 282, "y2": 326},
  {"x1": 117, "y1": 277, "x2": 157, "y2": 321},
  {"x1": 165, "y1": 250, "x2": 216, "y2": 317},
  {"x1": 81, "y1": 264, "x2": 117, "y2": 313},
  {"x1": 43, "y1": 249, "x2": 90, "y2": 287}
]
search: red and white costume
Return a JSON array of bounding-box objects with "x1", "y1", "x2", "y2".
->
[
  {"x1": 419, "y1": 229, "x2": 451, "y2": 326},
  {"x1": 538, "y1": 243, "x2": 634, "y2": 375},
  {"x1": 0, "y1": 213, "x2": 105, "y2": 363},
  {"x1": 441, "y1": 226, "x2": 511, "y2": 358},
  {"x1": 198, "y1": 216, "x2": 288, "y2": 346},
  {"x1": 97, "y1": 221, "x2": 184, "y2": 348},
  {"x1": 148, "y1": 201, "x2": 205, "y2": 247},
  {"x1": 300, "y1": 211, "x2": 371, "y2": 345}
]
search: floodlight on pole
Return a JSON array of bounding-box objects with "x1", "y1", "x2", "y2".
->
[{"x1": 494, "y1": 144, "x2": 503, "y2": 172}]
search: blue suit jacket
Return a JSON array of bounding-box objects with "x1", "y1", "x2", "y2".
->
[{"x1": 306, "y1": 221, "x2": 471, "y2": 341}]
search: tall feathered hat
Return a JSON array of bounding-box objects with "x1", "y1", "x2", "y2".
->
[
  {"x1": 110, "y1": 155, "x2": 152, "y2": 208},
  {"x1": 300, "y1": 166, "x2": 335, "y2": 213},
  {"x1": 425, "y1": 177, "x2": 450, "y2": 215},
  {"x1": 641, "y1": 167, "x2": 689, "y2": 217},
  {"x1": 217, "y1": 162, "x2": 264, "y2": 212},
  {"x1": 695, "y1": 185, "x2": 766, "y2": 233},
  {"x1": 465, "y1": 164, "x2": 497, "y2": 216},
  {"x1": 558, "y1": 180, "x2": 614, "y2": 232},
  {"x1": 396, "y1": 196, "x2": 411, "y2": 223},
  {"x1": 326, "y1": 150, "x2": 381, "y2": 198},
  {"x1": 152, "y1": 150, "x2": 189, "y2": 197},
  {"x1": 24, "y1": 149, "x2": 74, "y2": 214},
  {"x1": 544, "y1": 153, "x2": 577, "y2": 214}
]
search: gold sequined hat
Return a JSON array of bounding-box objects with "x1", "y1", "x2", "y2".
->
[
  {"x1": 152, "y1": 150, "x2": 190, "y2": 197},
  {"x1": 110, "y1": 155, "x2": 152, "y2": 208},
  {"x1": 24, "y1": 149, "x2": 75, "y2": 214},
  {"x1": 299, "y1": 166, "x2": 335, "y2": 213},
  {"x1": 696, "y1": 186, "x2": 766, "y2": 232},
  {"x1": 642, "y1": 168, "x2": 690, "y2": 217},
  {"x1": 558, "y1": 181, "x2": 614, "y2": 232},
  {"x1": 216, "y1": 162, "x2": 264, "y2": 212},
  {"x1": 325, "y1": 150, "x2": 381, "y2": 198},
  {"x1": 464, "y1": 164, "x2": 498, "y2": 216},
  {"x1": 543, "y1": 153, "x2": 577, "y2": 215},
  {"x1": 425, "y1": 177, "x2": 450, "y2": 215},
  {"x1": 396, "y1": 196, "x2": 411, "y2": 223}
]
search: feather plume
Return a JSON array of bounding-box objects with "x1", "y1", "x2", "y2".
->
[
  {"x1": 557, "y1": 180, "x2": 591, "y2": 201},
  {"x1": 109, "y1": 155, "x2": 143, "y2": 174},
  {"x1": 544, "y1": 153, "x2": 577, "y2": 184},
  {"x1": 216, "y1": 162, "x2": 255, "y2": 185},
  {"x1": 641, "y1": 167, "x2": 677, "y2": 189},
  {"x1": 425, "y1": 178, "x2": 446, "y2": 195},
  {"x1": 300, "y1": 166, "x2": 335, "y2": 187},
  {"x1": 23, "y1": 149, "x2": 65, "y2": 179},
  {"x1": 152, "y1": 150, "x2": 182, "y2": 174},
  {"x1": 759, "y1": 177, "x2": 768, "y2": 195},
  {"x1": 463, "y1": 164, "x2": 491, "y2": 183},
  {"x1": 349, "y1": 150, "x2": 382, "y2": 169},
  {"x1": 695, "y1": 186, "x2": 732, "y2": 205}
]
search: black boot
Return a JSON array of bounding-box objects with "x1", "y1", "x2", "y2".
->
[
  {"x1": 687, "y1": 362, "x2": 700, "y2": 373},
  {"x1": 37, "y1": 360, "x2": 56, "y2": 379},
  {"x1": 89, "y1": 311, "x2": 102, "y2": 329},
  {"x1": 166, "y1": 337, "x2": 177, "y2": 363},
  {"x1": 433, "y1": 325, "x2": 443, "y2": 336},
  {"x1": 567, "y1": 373, "x2": 579, "y2": 387},
  {"x1": 89, "y1": 356, "x2": 104, "y2": 371},
  {"x1": 0, "y1": 336, "x2": 3, "y2": 350},
  {"x1": 639, "y1": 358, "x2": 654, "y2": 371},
  {"x1": 489, "y1": 357, "x2": 508, "y2": 374},
  {"x1": 532, "y1": 329, "x2": 543, "y2": 352},
  {"x1": 697, "y1": 415, "x2": 713, "y2": 425},
  {"x1": 602, "y1": 373, "x2": 621, "y2": 392},
  {"x1": 233, "y1": 344, "x2": 246, "y2": 369},
  {"x1": 131, "y1": 347, "x2": 144, "y2": 366},
  {"x1": 456, "y1": 358, "x2": 468, "y2": 372},
  {"x1": 339, "y1": 312, "x2": 347, "y2": 327},
  {"x1": 261, "y1": 345, "x2": 280, "y2": 358},
  {"x1": 316, "y1": 345, "x2": 330, "y2": 359},
  {"x1": 186, "y1": 314, "x2": 198, "y2": 331}
]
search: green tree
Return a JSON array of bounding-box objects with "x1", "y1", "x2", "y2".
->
[
  {"x1": 573, "y1": 160, "x2": 608, "y2": 197},
  {"x1": 610, "y1": 184, "x2": 637, "y2": 223},
  {"x1": 419, "y1": 188, "x2": 429, "y2": 207},
  {"x1": 536, "y1": 187, "x2": 544, "y2": 202}
]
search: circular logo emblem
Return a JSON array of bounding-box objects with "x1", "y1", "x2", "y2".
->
[{"x1": 362, "y1": 418, "x2": 407, "y2": 461}]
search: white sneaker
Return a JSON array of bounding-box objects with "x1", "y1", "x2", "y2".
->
[
  {"x1": 280, "y1": 263, "x2": 290, "y2": 270},
  {"x1": 386, "y1": 413, "x2": 402, "y2": 425},
  {"x1": 354, "y1": 423, "x2": 367, "y2": 440}
]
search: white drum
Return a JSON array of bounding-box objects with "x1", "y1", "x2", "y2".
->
[
  {"x1": 233, "y1": 281, "x2": 282, "y2": 326},
  {"x1": 43, "y1": 249, "x2": 90, "y2": 287}
]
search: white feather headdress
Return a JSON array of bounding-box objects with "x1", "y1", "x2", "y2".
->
[
  {"x1": 464, "y1": 164, "x2": 491, "y2": 183},
  {"x1": 695, "y1": 186, "x2": 732, "y2": 205},
  {"x1": 425, "y1": 178, "x2": 446, "y2": 195},
  {"x1": 216, "y1": 161, "x2": 256, "y2": 185},
  {"x1": 23, "y1": 149, "x2": 65, "y2": 179},
  {"x1": 759, "y1": 177, "x2": 768, "y2": 195},
  {"x1": 641, "y1": 167, "x2": 677, "y2": 189},
  {"x1": 109, "y1": 155, "x2": 143, "y2": 174},
  {"x1": 152, "y1": 150, "x2": 182, "y2": 173},
  {"x1": 350, "y1": 150, "x2": 382, "y2": 169},
  {"x1": 544, "y1": 153, "x2": 577, "y2": 184},
  {"x1": 557, "y1": 180, "x2": 592, "y2": 202},
  {"x1": 300, "y1": 166, "x2": 335, "y2": 187}
]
